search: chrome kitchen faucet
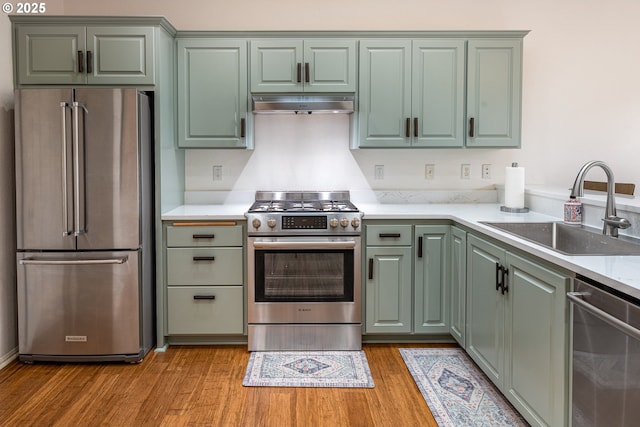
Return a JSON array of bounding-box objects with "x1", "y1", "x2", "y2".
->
[{"x1": 569, "y1": 160, "x2": 631, "y2": 237}]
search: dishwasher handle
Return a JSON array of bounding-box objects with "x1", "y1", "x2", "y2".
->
[{"x1": 568, "y1": 291, "x2": 640, "y2": 341}]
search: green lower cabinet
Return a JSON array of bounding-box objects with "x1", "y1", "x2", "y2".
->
[
  {"x1": 414, "y1": 225, "x2": 450, "y2": 333},
  {"x1": 466, "y1": 233, "x2": 570, "y2": 427},
  {"x1": 364, "y1": 222, "x2": 451, "y2": 336},
  {"x1": 449, "y1": 226, "x2": 466, "y2": 346},
  {"x1": 466, "y1": 234, "x2": 505, "y2": 385},
  {"x1": 365, "y1": 245, "x2": 412, "y2": 333},
  {"x1": 504, "y1": 252, "x2": 570, "y2": 427}
]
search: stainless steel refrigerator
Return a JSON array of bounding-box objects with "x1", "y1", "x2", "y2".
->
[{"x1": 14, "y1": 88, "x2": 155, "y2": 363}]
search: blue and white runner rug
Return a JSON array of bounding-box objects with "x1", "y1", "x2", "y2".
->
[
  {"x1": 242, "y1": 351, "x2": 374, "y2": 388},
  {"x1": 400, "y1": 348, "x2": 528, "y2": 426}
]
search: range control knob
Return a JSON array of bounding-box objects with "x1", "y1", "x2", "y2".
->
[
  {"x1": 340, "y1": 218, "x2": 349, "y2": 228},
  {"x1": 329, "y1": 218, "x2": 339, "y2": 228},
  {"x1": 351, "y1": 218, "x2": 361, "y2": 229},
  {"x1": 267, "y1": 218, "x2": 277, "y2": 229},
  {"x1": 251, "y1": 218, "x2": 261, "y2": 229}
]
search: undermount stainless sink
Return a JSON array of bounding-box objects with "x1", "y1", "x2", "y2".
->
[{"x1": 481, "y1": 221, "x2": 640, "y2": 256}]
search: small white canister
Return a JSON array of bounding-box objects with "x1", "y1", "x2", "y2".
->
[{"x1": 564, "y1": 197, "x2": 583, "y2": 224}]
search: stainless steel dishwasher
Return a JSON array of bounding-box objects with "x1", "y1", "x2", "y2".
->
[{"x1": 568, "y1": 276, "x2": 640, "y2": 427}]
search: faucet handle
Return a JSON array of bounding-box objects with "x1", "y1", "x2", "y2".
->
[{"x1": 603, "y1": 216, "x2": 632, "y2": 229}]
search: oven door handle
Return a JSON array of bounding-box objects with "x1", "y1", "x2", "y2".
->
[
  {"x1": 568, "y1": 291, "x2": 640, "y2": 341},
  {"x1": 251, "y1": 241, "x2": 356, "y2": 250}
]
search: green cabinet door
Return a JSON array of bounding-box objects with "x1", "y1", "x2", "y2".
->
[
  {"x1": 177, "y1": 39, "x2": 248, "y2": 148},
  {"x1": 466, "y1": 234, "x2": 506, "y2": 387},
  {"x1": 251, "y1": 39, "x2": 303, "y2": 92},
  {"x1": 365, "y1": 246, "x2": 412, "y2": 333},
  {"x1": 466, "y1": 39, "x2": 522, "y2": 148},
  {"x1": 250, "y1": 39, "x2": 356, "y2": 92},
  {"x1": 504, "y1": 253, "x2": 570, "y2": 427},
  {"x1": 412, "y1": 40, "x2": 465, "y2": 147},
  {"x1": 86, "y1": 26, "x2": 155, "y2": 85},
  {"x1": 303, "y1": 40, "x2": 357, "y2": 92},
  {"x1": 16, "y1": 25, "x2": 155, "y2": 86},
  {"x1": 16, "y1": 25, "x2": 87, "y2": 85},
  {"x1": 449, "y1": 226, "x2": 466, "y2": 346},
  {"x1": 358, "y1": 39, "x2": 464, "y2": 148},
  {"x1": 414, "y1": 225, "x2": 450, "y2": 333},
  {"x1": 358, "y1": 40, "x2": 412, "y2": 148}
]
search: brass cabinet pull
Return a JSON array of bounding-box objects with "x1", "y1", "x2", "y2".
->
[
  {"x1": 297, "y1": 63, "x2": 302, "y2": 83},
  {"x1": 304, "y1": 62, "x2": 310, "y2": 83},
  {"x1": 86, "y1": 51, "x2": 93, "y2": 74},
  {"x1": 405, "y1": 118, "x2": 410, "y2": 137},
  {"x1": 240, "y1": 118, "x2": 246, "y2": 138},
  {"x1": 77, "y1": 51, "x2": 84, "y2": 73},
  {"x1": 414, "y1": 117, "x2": 418, "y2": 138},
  {"x1": 368, "y1": 258, "x2": 374, "y2": 280},
  {"x1": 469, "y1": 117, "x2": 475, "y2": 137}
]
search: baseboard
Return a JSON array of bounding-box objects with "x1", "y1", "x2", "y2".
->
[{"x1": 0, "y1": 347, "x2": 18, "y2": 370}]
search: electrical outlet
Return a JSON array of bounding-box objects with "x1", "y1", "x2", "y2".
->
[
  {"x1": 374, "y1": 165, "x2": 384, "y2": 180},
  {"x1": 482, "y1": 164, "x2": 491, "y2": 179},
  {"x1": 212, "y1": 165, "x2": 223, "y2": 181},
  {"x1": 461, "y1": 164, "x2": 471, "y2": 180},
  {"x1": 425, "y1": 164, "x2": 435, "y2": 180}
]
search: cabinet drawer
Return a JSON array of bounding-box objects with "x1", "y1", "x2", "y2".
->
[
  {"x1": 366, "y1": 225, "x2": 413, "y2": 246},
  {"x1": 167, "y1": 286, "x2": 244, "y2": 335},
  {"x1": 166, "y1": 248, "x2": 243, "y2": 286},
  {"x1": 167, "y1": 225, "x2": 243, "y2": 247}
]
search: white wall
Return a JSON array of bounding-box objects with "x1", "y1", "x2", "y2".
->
[{"x1": 60, "y1": 0, "x2": 640, "y2": 194}]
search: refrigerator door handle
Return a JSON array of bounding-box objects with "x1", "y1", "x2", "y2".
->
[
  {"x1": 19, "y1": 256, "x2": 129, "y2": 266},
  {"x1": 72, "y1": 101, "x2": 88, "y2": 236},
  {"x1": 60, "y1": 102, "x2": 73, "y2": 236}
]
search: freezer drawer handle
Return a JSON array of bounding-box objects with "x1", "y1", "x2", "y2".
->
[
  {"x1": 193, "y1": 295, "x2": 216, "y2": 300},
  {"x1": 20, "y1": 257, "x2": 128, "y2": 266},
  {"x1": 568, "y1": 291, "x2": 640, "y2": 341}
]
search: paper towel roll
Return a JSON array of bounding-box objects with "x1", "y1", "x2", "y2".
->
[{"x1": 504, "y1": 165, "x2": 525, "y2": 209}]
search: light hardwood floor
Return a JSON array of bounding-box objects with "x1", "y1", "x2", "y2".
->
[{"x1": 0, "y1": 343, "x2": 458, "y2": 427}]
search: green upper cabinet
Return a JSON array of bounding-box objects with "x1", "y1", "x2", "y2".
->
[
  {"x1": 250, "y1": 39, "x2": 357, "y2": 92},
  {"x1": 177, "y1": 39, "x2": 248, "y2": 148},
  {"x1": 358, "y1": 39, "x2": 465, "y2": 148},
  {"x1": 466, "y1": 39, "x2": 522, "y2": 148},
  {"x1": 16, "y1": 24, "x2": 155, "y2": 86}
]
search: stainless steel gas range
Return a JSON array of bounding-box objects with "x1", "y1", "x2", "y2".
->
[{"x1": 245, "y1": 191, "x2": 363, "y2": 351}]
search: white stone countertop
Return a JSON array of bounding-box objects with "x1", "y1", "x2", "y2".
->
[{"x1": 162, "y1": 202, "x2": 640, "y2": 300}]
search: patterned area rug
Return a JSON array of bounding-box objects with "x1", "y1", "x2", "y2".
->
[
  {"x1": 242, "y1": 351, "x2": 374, "y2": 388},
  {"x1": 400, "y1": 348, "x2": 528, "y2": 426}
]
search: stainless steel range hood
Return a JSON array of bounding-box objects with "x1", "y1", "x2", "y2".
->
[{"x1": 252, "y1": 95, "x2": 354, "y2": 114}]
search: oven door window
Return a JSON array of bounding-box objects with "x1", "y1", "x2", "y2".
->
[{"x1": 255, "y1": 249, "x2": 354, "y2": 302}]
